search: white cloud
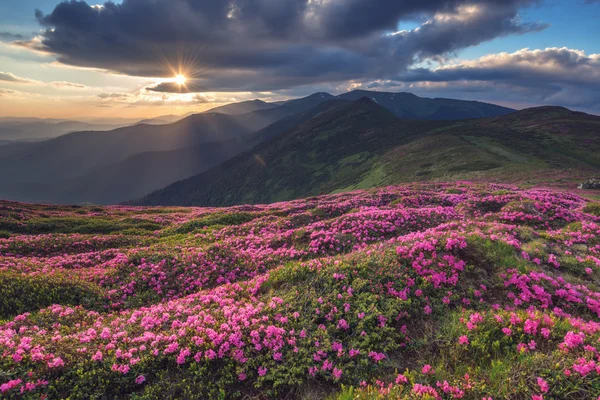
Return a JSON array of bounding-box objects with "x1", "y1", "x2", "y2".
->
[
  {"x1": 51, "y1": 81, "x2": 88, "y2": 89},
  {"x1": 0, "y1": 71, "x2": 42, "y2": 85}
]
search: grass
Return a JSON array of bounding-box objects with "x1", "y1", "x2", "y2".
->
[
  {"x1": 464, "y1": 235, "x2": 532, "y2": 274},
  {"x1": 0, "y1": 216, "x2": 161, "y2": 234},
  {"x1": 448, "y1": 161, "x2": 502, "y2": 172},
  {"x1": 583, "y1": 202, "x2": 600, "y2": 216},
  {"x1": 173, "y1": 212, "x2": 259, "y2": 233},
  {"x1": 0, "y1": 271, "x2": 107, "y2": 318}
]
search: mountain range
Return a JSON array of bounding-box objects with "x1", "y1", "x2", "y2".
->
[
  {"x1": 336, "y1": 90, "x2": 513, "y2": 120},
  {"x1": 0, "y1": 114, "x2": 190, "y2": 142},
  {"x1": 3, "y1": 89, "x2": 596, "y2": 206},
  {"x1": 0, "y1": 118, "x2": 127, "y2": 142},
  {"x1": 131, "y1": 99, "x2": 600, "y2": 206}
]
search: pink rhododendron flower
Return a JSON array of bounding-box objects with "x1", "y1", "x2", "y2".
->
[
  {"x1": 537, "y1": 377, "x2": 549, "y2": 393},
  {"x1": 422, "y1": 364, "x2": 434, "y2": 375},
  {"x1": 333, "y1": 368, "x2": 343, "y2": 379}
]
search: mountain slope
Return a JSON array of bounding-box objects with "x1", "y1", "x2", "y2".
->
[
  {"x1": 130, "y1": 98, "x2": 443, "y2": 206},
  {"x1": 131, "y1": 103, "x2": 600, "y2": 207},
  {"x1": 68, "y1": 99, "x2": 349, "y2": 204},
  {"x1": 337, "y1": 90, "x2": 514, "y2": 120}
]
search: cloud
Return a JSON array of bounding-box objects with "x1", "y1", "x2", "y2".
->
[
  {"x1": 146, "y1": 81, "x2": 208, "y2": 94},
  {"x1": 95, "y1": 90, "x2": 217, "y2": 108},
  {"x1": 97, "y1": 92, "x2": 132, "y2": 100},
  {"x1": 393, "y1": 47, "x2": 600, "y2": 110},
  {"x1": 0, "y1": 32, "x2": 24, "y2": 42},
  {"x1": 0, "y1": 73, "x2": 88, "y2": 90},
  {"x1": 51, "y1": 81, "x2": 88, "y2": 89},
  {"x1": 123, "y1": 93, "x2": 217, "y2": 108},
  {"x1": 27, "y1": 0, "x2": 543, "y2": 93},
  {"x1": 0, "y1": 71, "x2": 40, "y2": 84},
  {"x1": 330, "y1": 48, "x2": 599, "y2": 112},
  {"x1": 0, "y1": 88, "x2": 17, "y2": 97},
  {"x1": 400, "y1": 47, "x2": 600, "y2": 84},
  {"x1": 385, "y1": 3, "x2": 546, "y2": 64},
  {"x1": 190, "y1": 94, "x2": 215, "y2": 104}
]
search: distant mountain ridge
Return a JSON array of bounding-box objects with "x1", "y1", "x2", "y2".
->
[
  {"x1": 0, "y1": 113, "x2": 253, "y2": 184},
  {"x1": 0, "y1": 114, "x2": 196, "y2": 141},
  {"x1": 336, "y1": 90, "x2": 514, "y2": 120},
  {"x1": 202, "y1": 99, "x2": 277, "y2": 115},
  {"x1": 0, "y1": 119, "x2": 126, "y2": 141}
]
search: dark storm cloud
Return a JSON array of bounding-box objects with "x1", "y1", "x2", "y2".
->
[
  {"x1": 27, "y1": 0, "x2": 543, "y2": 92},
  {"x1": 387, "y1": 3, "x2": 547, "y2": 62}
]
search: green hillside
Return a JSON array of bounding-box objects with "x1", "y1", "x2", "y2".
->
[{"x1": 132, "y1": 100, "x2": 600, "y2": 206}]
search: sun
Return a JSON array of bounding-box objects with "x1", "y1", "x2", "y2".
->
[{"x1": 174, "y1": 74, "x2": 186, "y2": 85}]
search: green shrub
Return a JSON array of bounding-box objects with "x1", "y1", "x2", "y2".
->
[
  {"x1": 449, "y1": 161, "x2": 501, "y2": 172},
  {"x1": 0, "y1": 272, "x2": 107, "y2": 318},
  {"x1": 0, "y1": 216, "x2": 161, "y2": 234},
  {"x1": 174, "y1": 212, "x2": 257, "y2": 233},
  {"x1": 583, "y1": 202, "x2": 600, "y2": 216},
  {"x1": 308, "y1": 207, "x2": 329, "y2": 218}
]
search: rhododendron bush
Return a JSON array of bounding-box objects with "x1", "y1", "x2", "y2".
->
[{"x1": 1, "y1": 182, "x2": 600, "y2": 399}]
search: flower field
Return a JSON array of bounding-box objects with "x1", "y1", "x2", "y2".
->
[{"x1": 2, "y1": 182, "x2": 600, "y2": 399}]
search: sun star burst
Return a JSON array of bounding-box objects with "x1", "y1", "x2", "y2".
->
[{"x1": 174, "y1": 74, "x2": 186, "y2": 85}]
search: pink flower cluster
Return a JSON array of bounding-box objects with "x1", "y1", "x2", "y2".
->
[{"x1": 1, "y1": 182, "x2": 600, "y2": 398}]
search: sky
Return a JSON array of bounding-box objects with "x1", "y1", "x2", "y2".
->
[{"x1": 0, "y1": 0, "x2": 599, "y2": 119}]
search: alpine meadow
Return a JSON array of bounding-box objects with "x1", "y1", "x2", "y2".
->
[{"x1": 1, "y1": 1, "x2": 600, "y2": 399}]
